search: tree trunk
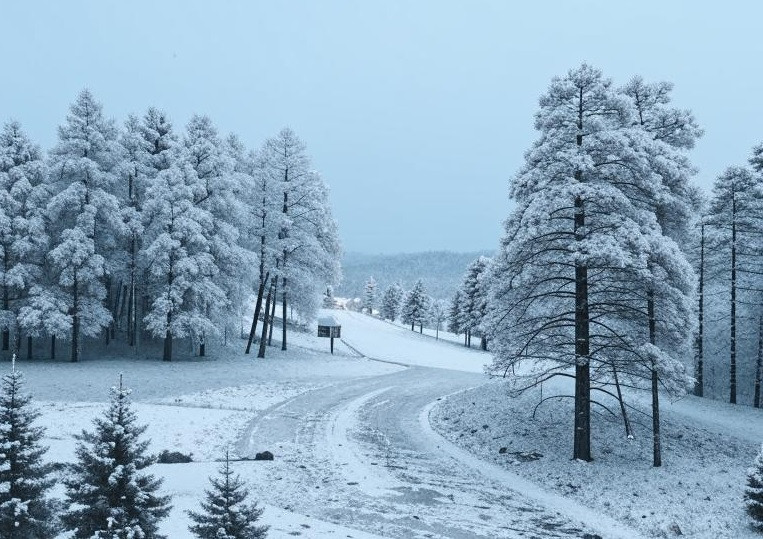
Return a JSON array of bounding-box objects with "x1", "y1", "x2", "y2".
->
[
  {"x1": 26, "y1": 335, "x2": 32, "y2": 360},
  {"x1": 258, "y1": 283, "x2": 274, "y2": 359},
  {"x1": 648, "y1": 288, "x2": 661, "y2": 467},
  {"x1": 730, "y1": 199, "x2": 737, "y2": 405},
  {"x1": 419, "y1": 322, "x2": 423, "y2": 334},
  {"x1": 71, "y1": 270, "x2": 79, "y2": 362},
  {"x1": 246, "y1": 272, "x2": 269, "y2": 354},
  {"x1": 573, "y1": 193, "x2": 592, "y2": 462},
  {"x1": 268, "y1": 276, "x2": 278, "y2": 346},
  {"x1": 756, "y1": 315, "x2": 763, "y2": 409},
  {"x1": 163, "y1": 329, "x2": 172, "y2": 362},
  {"x1": 694, "y1": 223, "x2": 704, "y2": 397},
  {"x1": 612, "y1": 365, "x2": 633, "y2": 438},
  {"x1": 199, "y1": 334, "x2": 205, "y2": 357},
  {"x1": 411, "y1": 321, "x2": 414, "y2": 331},
  {"x1": 127, "y1": 280, "x2": 135, "y2": 346},
  {"x1": 572, "y1": 88, "x2": 592, "y2": 463},
  {"x1": 104, "y1": 276, "x2": 112, "y2": 346},
  {"x1": 480, "y1": 335, "x2": 487, "y2": 351},
  {"x1": 51, "y1": 334, "x2": 56, "y2": 360},
  {"x1": 2, "y1": 280, "x2": 8, "y2": 351},
  {"x1": 282, "y1": 278, "x2": 287, "y2": 351}
]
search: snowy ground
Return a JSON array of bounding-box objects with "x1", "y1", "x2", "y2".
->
[{"x1": 12, "y1": 309, "x2": 763, "y2": 537}]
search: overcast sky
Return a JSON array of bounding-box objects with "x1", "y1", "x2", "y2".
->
[{"x1": 1, "y1": 1, "x2": 761, "y2": 253}]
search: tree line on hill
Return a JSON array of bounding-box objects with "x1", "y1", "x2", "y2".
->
[{"x1": 0, "y1": 91, "x2": 341, "y2": 362}]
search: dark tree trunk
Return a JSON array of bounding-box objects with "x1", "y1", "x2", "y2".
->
[
  {"x1": 50, "y1": 334, "x2": 56, "y2": 360},
  {"x1": 258, "y1": 283, "x2": 274, "y2": 359},
  {"x1": 71, "y1": 270, "x2": 79, "y2": 362},
  {"x1": 26, "y1": 335, "x2": 32, "y2": 360},
  {"x1": 127, "y1": 281, "x2": 135, "y2": 346},
  {"x1": 572, "y1": 87, "x2": 592, "y2": 463},
  {"x1": 246, "y1": 272, "x2": 269, "y2": 354},
  {"x1": 268, "y1": 276, "x2": 278, "y2": 346},
  {"x1": 282, "y1": 279, "x2": 287, "y2": 351},
  {"x1": 612, "y1": 365, "x2": 633, "y2": 438},
  {"x1": 648, "y1": 288, "x2": 661, "y2": 467},
  {"x1": 163, "y1": 329, "x2": 172, "y2": 362},
  {"x1": 104, "y1": 276, "x2": 112, "y2": 346},
  {"x1": 2, "y1": 280, "x2": 8, "y2": 351},
  {"x1": 411, "y1": 321, "x2": 414, "y2": 331},
  {"x1": 694, "y1": 224, "x2": 704, "y2": 397},
  {"x1": 756, "y1": 315, "x2": 763, "y2": 409},
  {"x1": 419, "y1": 322, "x2": 423, "y2": 334},
  {"x1": 573, "y1": 193, "x2": 591, "y2": 462},
  {"x1": 480, "y1": 335, "x2": 487, "y2": 351},
  {"x1": 730, "y1": 197, "x2": 737, "y2": 404},
  {"x1": 199, "y1": 334, "x2": 205, "y2": 357}
]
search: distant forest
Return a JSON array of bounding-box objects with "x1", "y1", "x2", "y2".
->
[{"x1": 338, "y1": 250, "x2": 493, "y2": 300}]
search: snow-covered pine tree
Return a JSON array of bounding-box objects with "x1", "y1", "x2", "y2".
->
[
  {"x1": 41, "y1": 90, "x2": 121, "y2": 361},
  {"x1": 745, "y1": 444, "x2": 763, "y2": 531},
  {"x1": 401, "y1": 280, "x2": 428, "y2": 333},
  {"x1": 187, "y1": 450, "x2": 268, "y2": 539},
  {"x1": 0, "y1": 121, "x2": 48, "y2": 356},
  {"x1": 141, "y1": 162, "x2": 225, "y2": 361},
  {"x1": 458, "y1": 256, "x2": 492, "y2": 350},
  {"x1": 706, "y1": 166, "x2": 763, "y2": 405},
  {"x1": 62, "y1": 376, "x2": 171, "y2": 538},
  {"x1": 380, "y1": 283, "x2": 404, "y2": 321},
  {"x1": 0, "y1": 359, "x2": 55, "y2": 538},
  {"x1": 181, "y1": 115, "x2": 244, "y2": 356},
  {"x1": 487, "y1": 64, "x2": 694, "y2": 462},
  {"x1": 446, "y1": 290, "x2": 463, "y2": 339},
  {"x1": 363, "y1": 276, "x2": 377, "y2": 315}
]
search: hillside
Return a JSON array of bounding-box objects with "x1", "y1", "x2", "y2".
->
[{"x1": 338, "y1": 250, "x2": 494, "y2": 300}]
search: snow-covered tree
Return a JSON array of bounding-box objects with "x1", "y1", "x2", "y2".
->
[
  {"x1": 141, "y1": 162, "x2": 225, "y2": 361},
  {"x1": 428, "y1": 297, "x2": 446, "y2": 340},
  {"x1": 401, "y1": 280, "x2": 429, "y2": 333},
  {"x1": 362, "y1": 276, "x2": 377, "y2": 315},
  {"x1": 458, "y1": 256, "x2": 492, "y2": 349},
  {"x1": 36, "y1": 90, "x2": 121, "y2": 361},
  {"x1": 746, "y1": 444, "x2": 763, "y2": 531},
  {"x1": 62, "y1": 376, "x2": 171, "y2": 538},
  {"x1": 705, "y1": 166, "x2": 763, "y2": 405},
  {"x1": 0, "y1": 360, "x2": 55, "y2": 538},
  {"x1": 488, "y1": 64, "x2": 694, "y2": 463},
  {"x1": 187, "y1": 450, "x2": 268, "y2": 539},
  {"x1": 447, "y1": 290, "x2": 463, "y2": 339},
  {"x1": 0, "y1": 121, "x2": 48, "y2": 355},
  {"x1": 380, "y1": 283, "x2": 404, "y2": 321}
]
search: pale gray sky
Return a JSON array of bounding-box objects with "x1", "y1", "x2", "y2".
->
[{"x1": 1, "y1": 1, "x2": 761, "y2": 253}]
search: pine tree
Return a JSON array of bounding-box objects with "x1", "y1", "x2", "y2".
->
[
  {"x1": 745, "y1": 444, "x2": 763, "y2": 531},
  {"x1": 401, "y1": 280, "x2": 429, "y2": 332},
  {"x1": 488, "y1": 64, "x2": 694, "y2": 462},
  {"x1": 62, "y1": 376, "x2": 171, "y2": 538},
  {"x1": 188, "y1": 451, "x2": 268, "y2": 539},
  {"x1": 380, "y1": 283, "x2": 404, "y2": 321},
  {"x1": 429, "y1": 297, "x2": 446, "y2": 339},
  {"x1": 0, "y1": 358, "x2": 55, "y2": 538},
  {"x1": 0, "y1": 121, "x2": 48, "y2": 356},
  {"x1": 42, "y1": 89, "x2": 120, "y2": 361},
  {"x1": 363, "y1": 276, "x2": 377, "y2": 315}
]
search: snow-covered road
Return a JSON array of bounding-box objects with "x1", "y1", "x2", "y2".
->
[{"x1": 241, "y1": 313, "x2": 642, "y2": 539}]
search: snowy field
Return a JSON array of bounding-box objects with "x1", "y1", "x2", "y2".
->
[
  {"x1": 16, "y1": 328, "x2": 401, "y2": 538},
  {"x1": 9, "y1": 310, "x2": 762, "y2": 537}
]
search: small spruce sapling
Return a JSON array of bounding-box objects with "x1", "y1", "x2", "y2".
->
[
  {"x1": 62, "y1": 374, "x2": 171, "y2": 538},
  {"x1": 188, "y1": 449, "x2": 268, "y2": 539},
  {"x1": 745, "y1": 444, "x2": 763, "y2": 531},
  {"x1": 0, "y1": 355, "x2": 56, "y2": 538}
]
